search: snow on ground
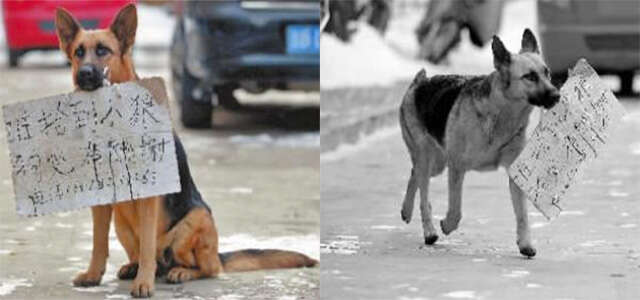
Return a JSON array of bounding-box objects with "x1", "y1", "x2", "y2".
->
[{"x1": 321, "y1": 0, "x2": 538, "y2": 89}]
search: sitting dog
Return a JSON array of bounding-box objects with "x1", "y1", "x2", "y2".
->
[
  {"x1": 399, "y1": 29, "x2": 559, "y2": 257},
  {"x1": 55, "y1": 4, "x2": 316, "y2": 298}
]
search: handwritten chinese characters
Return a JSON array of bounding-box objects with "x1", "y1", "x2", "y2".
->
[
  {"x1": 3, "y1": 77, "x2": 180, "y2": 216},
  {"x1": 509, "y1": 59, "x2": 625, "y2": 220}
]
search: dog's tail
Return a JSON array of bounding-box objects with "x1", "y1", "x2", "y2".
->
[
  {"x1": 219, "y1": 249, "x2": 318, "y2": 273},
  {"x1": 399, "y1": 69, "x2": 429, "y2": 150}
]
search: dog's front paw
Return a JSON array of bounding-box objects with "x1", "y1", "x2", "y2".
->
[
  {"x1": 519, "y1": 245, "x2": 536, "y2": 258},
  {"x1": 424, "y1": 234, "x2": 439, "y2": 245},
  {"x1": 73, "y1": 271, "x2": 103, "y2": 287},
  {"x1": 118, "y1": 262, "x2": 139, "y2": 280},
  {"x1": 130, "y1": 276, "x2": 154, "y2": 298},
  {"x1": 440, "y1": 217, "x2": 460, "y2": 235},
  {"x1": 401, "y1": 208, "x2": 412, "y2": 224},
  {"x1": 166, "y1": 267, "x2": 194, "y2": 284}
]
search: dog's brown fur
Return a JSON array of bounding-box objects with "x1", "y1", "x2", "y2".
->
[{"x1": 55, "y1": 4, "x2": 316, "y2": 298}]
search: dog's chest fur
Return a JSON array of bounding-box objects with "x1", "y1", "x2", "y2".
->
[{"x1": 415, "y1": 73, "x2": 532, "y2": 171}]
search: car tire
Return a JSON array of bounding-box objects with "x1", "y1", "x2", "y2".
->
[
  {"x1": 619, "y1": 71, "x2": 635, "y2": 96},
  {"x1": 8, "y1": 49, "x2": 20, "y2": 68},
  {"x1": 179, "y1": 70, "x2": 213, "y2": 129}
]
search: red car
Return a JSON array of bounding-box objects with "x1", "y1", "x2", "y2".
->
[{"x1": 2, "y1": 0, "x2": 133, "y2": 67}]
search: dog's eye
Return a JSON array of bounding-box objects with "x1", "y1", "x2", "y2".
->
[
  {"x1": 74, "y1": 46, "x2": 85, "y2": 58},
  {"x1": 522, "y1": 72, "x2": 538, "y2": 83},
  {"x1": 96, "y1": 44, "x2": 111, "y2": 57},
  {"x1": 543, "y1": 67, "x2": 550, "y2": 78}
]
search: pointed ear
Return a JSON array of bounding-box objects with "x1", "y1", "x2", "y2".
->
[
  {"x1": 492, "y1": 35, "x2": 511, "y2": 71},
  {"x1": 55, "y1": 7, "x2": 82, "y2": 56},
  {"x1": 520, "y1": 28, "x2": 539, "y2": 53},
  {"x1": 109, "y1": 3, "x2": 137, "y2": 53}
]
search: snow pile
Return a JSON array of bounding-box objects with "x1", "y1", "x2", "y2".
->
[{"x1": 321, "y1": 0, "x2": 538, "y2": 89}]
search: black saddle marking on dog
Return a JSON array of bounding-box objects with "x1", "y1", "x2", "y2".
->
[
  {"x1": 163, "y1": 134, "x2": 211, "y2": 231},
  {"x1": 414, "y1": 75, "x2": 469, "y2": 145}
]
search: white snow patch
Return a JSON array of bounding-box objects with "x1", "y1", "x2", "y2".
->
[
  {"x1": 531, "y1": 222, "x2": 548, "y2": 229},
  {"x1": 67, "y1": 257, "x2": 82, "y2": 262},
  {"x1": 442, "y1": 290, "x2": 477, "y2": 299},
  {"x1": 559, "y1": 210, "x2": 585, "y2": 216},
  {"x1": 629, "y1": 142, "x2": 640, "y2": 155},
  {"x1": 219, "y1": 234, "x2": 319, "y2": 260},
  {"x1": 528, "y1": 211, "x2": 544, "y2": 217},
  {"x1": 55, "y1": 222, "x2": 73, "y2": 229},
  {"x1": 0, "y1": 249, "x2": 12, "y2": 255},
  {"x1": 502, "y1": 270, "x2": 530, "y2": 278},
  {"x1": 106, "y1": 295, "x2": 131, "y2": 300},
  {"x1": 471, "y1": 258, "x2": 486, "y2": 263},
  {"x1": 229, "y1": 133, "x2": 319, "y2": 148},
  {"x1": 321, "y1": 126, "x2": 399, "y2": 161},
  {"x1": 619, "y1": 223, "x2": 637, "y2": 229},
  {"x1": 526, "y1": 283, "x2": 542, "y2": 288},
  {"x1": 72, "y1": 281, "x2": 118, "y2": 293},
  {"x1": 218, "y1": 294, "x2": 245, "y2": 300},
  {"x1": 621, "y1": 212, "x2": 630, "y2": 217},
  {"x1": 321, "y1": 235, "x2": 361, "y2": 255},
  {"x1": 24, "y1": 226, "x2": 35, "y2": 232},
  {"x1": 609, "y1": 190, "x2": 629, "y2": 198},
  {"x1": 579, "y1": 240, "x2": 607, "y2": 247},
  {"x1": 0, "y1": 278, "x2": 32, "y2": 296},
  {"x1": 229, "y1": 187, "x2": 253, "y2": 195},
  {"x1": 370, "y1": 225, "x2": 399, "y2": 230}
]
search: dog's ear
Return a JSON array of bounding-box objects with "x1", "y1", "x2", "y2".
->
[
  {"x1": 492, "y1": 35, "x2": 511, "y2": 72},
  {"x1": 520, "y1": 28, "x2": 539, "y2": 53},
  {"x1": 55, "y1": 7, "x2": 82, "y2": 56},
  {"x1": 110, "y1": 3, "x2": 137, "y2": 54}
]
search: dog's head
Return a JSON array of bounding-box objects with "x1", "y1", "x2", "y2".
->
[
  {"x1": 492, "y1": 29, "x2": 559, "y2": 109},
  {"x1": 55, "y1": 4, "x2": 137, "y2": 91}
]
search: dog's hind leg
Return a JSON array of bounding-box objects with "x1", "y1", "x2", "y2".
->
[
  {"x1": 509, "y1": 178, "x2": 536, "y2": 258},
  {"x1": 441, "y1": 164, "x2": 465, "y2": 235},
  {"x1": 416, "y1": 157, "x2": 438, "y2": 245},
  {"x1": 401, "y1": 168, "x2": 418, "y2": 223}
]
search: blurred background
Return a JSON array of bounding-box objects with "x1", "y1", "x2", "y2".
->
[
  {"x1": 321, "y1": 0, "x2": 640, "y2": 151},
  {"x1": 0, "y1": 1, "x2": 320, "y2": 299}
]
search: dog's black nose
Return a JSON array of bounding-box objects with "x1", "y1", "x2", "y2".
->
[
  {"x1": 546, "y1": 89, "x2": 560, "y2": 108},
  {"x1": 76, "y1": 64, "x2": 103, "y2": 91}
]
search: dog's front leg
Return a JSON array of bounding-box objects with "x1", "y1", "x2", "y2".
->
[
  {"x1": 441, "y1": 165, "x2": 465, "y2": 235},
  {"x1": 131, "y1": 197, "x2": 159, "y2": 298},
  {"x1": 508, "y1": 178, "x2": 536, "y2": 258},
  {"x1": 73, "y1": 204, "x2": 112, "y2": 287}
]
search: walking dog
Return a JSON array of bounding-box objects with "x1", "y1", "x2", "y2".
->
[
  {"x1": 399, "y1": 29, "x2": 559, "y2": 257},
  {"x1": 55, "y1": 4, "x2": 316, "y2": 297}
]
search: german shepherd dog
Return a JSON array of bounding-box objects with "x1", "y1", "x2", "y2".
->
[
  {"x1": 55, "y1": 4, "x2": 317, "y2": 297},
  {"x1": 399, "y1": 29, "x2": 559, "y2": 257}
]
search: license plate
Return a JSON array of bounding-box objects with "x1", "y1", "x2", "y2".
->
[{"x1": 286, "y1": 24, "x2": 319, "y2": 54}]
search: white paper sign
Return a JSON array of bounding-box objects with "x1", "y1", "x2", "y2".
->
[
  {"x1": 508, "y1": 59, "x2": 625, "y2": 220},
  {"x1": 3, "y1": 77, "x2": 180, "y2": 216}
]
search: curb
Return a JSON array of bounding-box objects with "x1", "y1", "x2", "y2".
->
[{"x1": 320, "y1": 81, "x2": 410, "y2": 153}]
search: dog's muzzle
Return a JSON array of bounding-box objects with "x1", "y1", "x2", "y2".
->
[
  {"x1": 76, "y1": 64, "x2": 104, "y2": 91},
  {"x1": 529, "y1": 89, "x2": 560, "y2": 109}
]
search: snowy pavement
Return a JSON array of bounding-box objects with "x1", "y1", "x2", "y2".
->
[{"x1": 320, "y1": 99, "x2": 640, "y2": 300}]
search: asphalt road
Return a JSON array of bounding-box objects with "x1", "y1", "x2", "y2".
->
[
  {"x1": 320, "y1": 99, "x2": 640, "y2": 300},
  {"x1": 0, "y1": 56, "x2": 319, "y2": 299}
]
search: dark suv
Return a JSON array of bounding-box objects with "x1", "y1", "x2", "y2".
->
[{"x1": 170, "y1": 1, "x2": 320, "y2": 128}]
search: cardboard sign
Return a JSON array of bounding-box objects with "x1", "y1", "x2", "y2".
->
[
  {"x1": 3, "y1": 78, "x2": 180, "y2": 216},
  {"x1": 508, "y1": 59, "x2": 625, "y2": 220}
]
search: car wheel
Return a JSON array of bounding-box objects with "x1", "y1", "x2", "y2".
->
[
  {"x1": 8, "y1": 49, "x2": 21, "y2": 68},
  {"x1": 619, "y1": 71, "x2": 635, "y2": 96},
  {"x1": 179, "y1": 70, "x2": 213, "y2": 129}
]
